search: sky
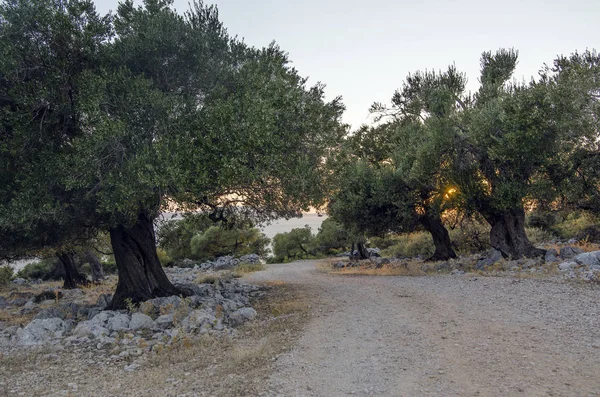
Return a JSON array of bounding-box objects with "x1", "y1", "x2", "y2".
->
[{"x1": 93, "y1": 0, "x2": 600, "y2": 129}]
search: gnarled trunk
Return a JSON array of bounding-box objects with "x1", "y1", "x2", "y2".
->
[
  {"x1": 56, "y1": 251, "x2": 88, "y2": 289},
  {"x1": 485, "y1": 208, "x2": 545, "y2": 259},
  {"x1": 108, "y1": 212, "x2": 182, "y2": 310},
  {"x1": 83, "y1": 250, "x2": 104, "y2": 283},
  {"x1": 355, "y1": 241, "x2": 369, "y2": 259},
  {"x1": 419, "y1": 213, "x2": 457, "y2": 261}
]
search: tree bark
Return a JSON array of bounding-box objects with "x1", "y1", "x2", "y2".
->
[
  {"x1": 355, "y1": 242, "x2": 370, "y2": 259},
  {"x1": 56, "y1": 251, "x2": 89, "y2": 289},
  {"x1": 485, "y1": 208, "x2": 545, "y2": 259},
  {"x1": 419, "y1": 213, "x2": 457, "y2": 261},
  {"x1": 108, "y1": 212, "x2": 182, "y2": 310},
  {"x1": 83, "y1": 250, "x2": 104, "y2": 283}
]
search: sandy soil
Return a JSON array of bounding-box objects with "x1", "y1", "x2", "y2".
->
[{"x1": 246, "y1": 260, "x2": 600, "y2": 397}]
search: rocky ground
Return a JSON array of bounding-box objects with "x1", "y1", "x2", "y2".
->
[{"x1": 1, "y1": 251, "x2": 599, "y2": 396}]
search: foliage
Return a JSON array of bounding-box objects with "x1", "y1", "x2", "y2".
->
[
  {"x1": 313, "y1": 219, "x2": 352, "y2": 254},
  {"x1": 16, "y1": 259, "x2": 59, "y2": 281},
  {"x1": 447, "y1": 221, "x2": 490, "y2": 253},
  {"x1": 156, "y1": 248, "x2": 173, "y2": 267},
  {"x1": 551, "y1": 212, "x2": 599, "y2": 239},
  {"x1": 525, "y1": 227, "x2": 555, "y2": 245},
  {"x1": 157, "y1": 214, "x2": 214, "y2": 260},
  {"x1": 190, "y1": 226, "x2": 270, "y2": 261},
  {"x1": 272, "y1": 227, "x2": 315, "y2": 261},
  {"x1": 0, "y1": 266, "x2": 14, "y2": 285},
  {"x1": 380, "y1": 232, "x2": 435, "y2": 258}
]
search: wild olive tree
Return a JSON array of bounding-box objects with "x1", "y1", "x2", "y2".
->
[{"x1": 1, "y1": 0, "x2": 345, "y2": 307}]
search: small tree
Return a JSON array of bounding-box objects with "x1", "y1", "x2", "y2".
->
[{"x1": 272, "y1": 227, "x2": 315, "y2": 261}]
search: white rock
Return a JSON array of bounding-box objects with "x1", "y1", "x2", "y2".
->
[
  {"x1": 128, "y1": 313, "x2": 157, "y2": 330},
  {"x1": 17, "y1": 318, "x2": 72, "y2": 346},
  {"x1": 228, "y1": 307, "x2": 257, "y2": 326},
  {"x1": 73, "y1": 321, "x2": 110, "y2": 339},
  {"x1": 574, "y1": 251, "x2": 600, "y2": 267},
  {"x1": 181, "y1": 310, "x2": 216, "y2": 332},
  {"x1": 124, "y1": 363, "x2": 140, "y2": 372},
  {"x1": 106, "y1": 313, "x2": 131, "y2": 331},
  {"x1": 558, "y1": 262, "x2": 577, "y2": 271},
  {"x1": 155, "y1": 313, "x2": 174, "y2": 329}
]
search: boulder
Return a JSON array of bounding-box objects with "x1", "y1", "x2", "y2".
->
[
  {"x1": 174, "y1": 283, "x2": 213, "y2": 297},
  {"x1": 213, "y1": 256, "x2": 239, "y2": 270},
  {"x1": 559, "y1": 246, "x2": 585, "y2": 259},
  {"x1": 181, "y1": 310, "x2": 216, "y2": 332},
  {"x1": 96, "y1": 294, "x2": 112, "y2": 309},
  {"x1": 573, "y1": 251, "x2": 600, "y2": 267},
  {"x1": 476, "y1": 249, "x2": 503, "y2": 270},
  {"x1": 128, "y1": 313, "x2": 157, "y2": 331},
  {"x1": 73, "y1": 321, "x2": 110, "y2": 339},
  {"x1": 544, "y1": 248, "x2": 558, "y2": 263},
  {"x1": 239, "y1": 254, "x2": 260, "y2": 264},
  {"x1": 34, "y1": 289, "x2": 62, "y2": 303},
  {"x1": 228, "y1": 307, "x2": 257, "y2": 326},
  {"x1": 0, "y1": 296, "x2": 8, "y2": 309},
  {"x1": 147, "y1": 295, "x2": 185, "y2": 314},
  {"x1": 17, "y1": 318, "x2": 73, "y2": 346},
  {"x1": 12, "y1": 278, "x2": 27, "y2": 285},
  {"x1": 155, "y1": 314, "x2": 174, "y2": 329},
  {"x1": 35, "y1": 307, "x2": 66, "y2": 320},
  {"x1": 333, "y1": 261, "x2": 346, "y2": 269},
  {"x1": 106, "y1": 313, "x2": 131, "y2": 331},
  {"x1": 558, "y1": 261, "x2": 577, "y2": 271},
  {"x1": 374, "y1": 258, "x2": 390, "y2": 268}
]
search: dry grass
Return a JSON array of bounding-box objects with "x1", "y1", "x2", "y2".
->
[
  {"x1": 323, "y1": 258, "x2": 426, "y2": 277},
  {"x1": 232, "y1": 262, "x2": 265, "y2": 278}
]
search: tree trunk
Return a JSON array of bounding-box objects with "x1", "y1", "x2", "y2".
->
[
  {"x1": 56, "y1": 251, "x2": 88, "y2": 289},
  {"x1": 486, "y1": 208, "x2": 545, "y2": 259},
  {"x1": 83, "y1": 250, "x2": 104, "y2": 283},
  {"x1": 355, "y1": 242, "x2": 370, "y2": 259},
  {"x1": 108, "y1": 212, "x2": 182, "y2": 310},
  {"x1": 419, "y1": 213, "x2": 457, "y2": 261}
]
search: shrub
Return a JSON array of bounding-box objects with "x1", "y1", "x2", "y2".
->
[
  {"x1": 157, "y1": 213, "x2": 213, "y2": 260},
  {"x1": 551, "y1": 212, "x2": 598, "y2": 240},
  {"x1": 16, "y1": 258, "x2": 59, "y2": 280},
  {"x1": 313, "y1": 219, "x2": 352, "y2": 254},
  {"x1": 272, "y1": 226, "x2": 315, "y2": 261},
  {"x1": 156, "y1": 248, "x2": 173, "y2": 267},
  {"x1": 190, "y1": 226, "x2": 270, "y2": 261},
  {"x1": 0, "y1": 265, "x2": 14, "y2": 285},
  {"x1": 381, "y1": 232, "x2": 434, "y2": 258},
  {"x1": 448, "y1": 221, "x2": 490, "y2": 254},
  {"x1": 525, "y1": 227, "x2": 555, "y2": 245}
]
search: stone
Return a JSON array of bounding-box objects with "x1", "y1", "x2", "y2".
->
[
  {"x1": 10, "y1": 298, "x2": 28, "y2": 307},
  {"x1": 34, "y1": 307, "x2": 66, "y2": 320},
  {"x1": 228, "y1": 307, "x2": 257, "y2": 326},
  {"x1": 560, "y1": 246, "x2": 585, "y2": 259},
  {"x1": 181, "y1": 310, "x2": 216, "y2": 332},
  {"x1": 34, "y1": 289, "x2": 62, "y2": 303},
  {"x1": 96, "y1": 294, "x2": 112, "y2": 309},
  {"x1": 155, "y1": 313, "x2": 174, "y2": 329},
  {"x1": 0, "y1": 296, "x2": 8, "y2": 309},
  {"x1": 476, "y1": 249, "x2": 503, "y2": 270},
  {"x1": 451, "y1": 269, "x2": 465, "y2": 275},
  {"x1": 147, "y1": 295, "x2": 185, "y2": 314},
  {"x1": 128, "y1": 313, "x2": 157, "y2": 331},
  {"x1": 124, "y1": 363, "x2": 140, "y2": 372},
  {"x1": 558, "y1": 261, "x2": 577, "y2": 271},
  {"x1": 174, "y1": 283, "x2": 213, "y2": 297},
  {"x1": 106, "y1": 313, "x2": 131, "y2": 331},
  {"x1": 239, "y1": 254, "x2": 261, "y2": 264},
  {"x1": 573, "y1": 251, "x2": 600, "y2": 267},
  {"x1": 73, "y1": 321, "x2": 110, "y2": 339},
  {"x1": 374, "y1": 258, "x2": 390, "y2": 268},
  {"x1": 12, "y1": 278, "x2": 27, "y2": 285},
  {"x1": 17, "y1": 318, "x2": 73, "y2": 346},
  {"x1": 544, "y1": 248, "x2": 558, "y2": 263},
  {"x1": 61, "y1": 289, "x2": 85, "y2": 301},
  {"x1": 212, "y1": 255, "x2": 239, "y2": 270}
]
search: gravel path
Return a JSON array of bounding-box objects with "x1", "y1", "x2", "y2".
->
[{"x1": 246, "y1": 261, "x2": 600, "y2": 397}]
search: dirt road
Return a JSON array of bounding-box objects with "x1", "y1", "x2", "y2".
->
[{"x1": 246, "y1": 260, "x2": 600, "y2": 397}]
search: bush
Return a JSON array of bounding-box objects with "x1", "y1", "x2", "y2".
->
[
  {"x1": 156, "y1": 248, "x2": 173, "y2": 267},
  {"x1": 17, "y1": 258, "x2": 60, "y2": 280},
  {"x1": 381, "y1": 232, "x2": 434, "y2": 258},
  {"x1": 313, "y1": 219, "x2": 352, "y2": 254},
  {"x1": 0, "y1": 265, "x2": 14, "y2": 285},
  {"x1": 157, "y1": 213, "x2": 213, "y2": 260},
  {"x1": 448, "y1": 221, "x2": 490, "y2": 254},
  {"x1": 272, "y1": 226, "x2": 315, "y2": 261},
  {"x1": 101, "y1": 261, "x2": 118, "y2": 274},
  {"x1": 190, "y1": 226, "x2": 270, "y2": 261},
  {"x1": 551, "y1": 212, "x2": 598, "y2": 240},
  {"x1": 525, "y1": 227, "x2": 555, "y2": 245}
]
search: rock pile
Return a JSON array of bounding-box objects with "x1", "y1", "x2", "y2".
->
[{"x1": 0, "y1": 278, "x2": 262, "y2": 350}]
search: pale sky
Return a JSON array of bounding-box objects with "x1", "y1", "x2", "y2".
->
[{"x1": 94, "y1": 0, "x2": 600, "y2": 129}]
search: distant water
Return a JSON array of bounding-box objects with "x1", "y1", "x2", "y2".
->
[{"x1": 260, "y1": 213, "x2": 328, "y2": 239}]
